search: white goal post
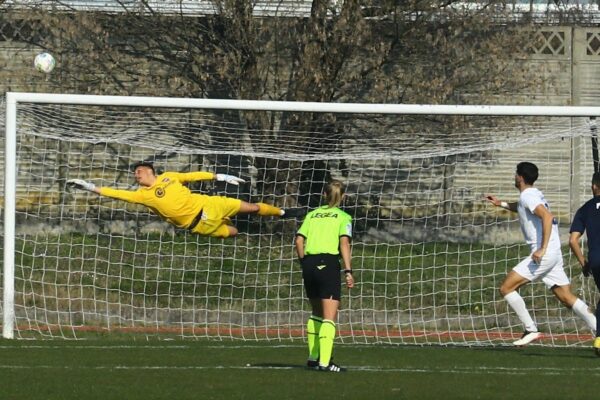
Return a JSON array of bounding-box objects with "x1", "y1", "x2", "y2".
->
[{"x1": 3, "y1": 91, "x2": 600, "y2": 345}]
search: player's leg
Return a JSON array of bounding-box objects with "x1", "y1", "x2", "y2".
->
[
  {"x1": 237, "y1": 201, "x2": 281, "y2": 216},
  {"x1": 500, "y1": 269, "x2": 534, "y2": 331},
  {"x1": 499, "y1": 269, "x2": 530, "y2": 296},
  {"x1": 543, "y1": 257, "x2": 596, "y2": 333},
  {"x1": 592, "y1": 263, "x2": 600, "y2": 355},
  {"x1": 315, "y1": 255, "x2": 345, "y2": 372},
  {"x1": 551, "y1": 284, "x2": 597, "y2": 334},
  {"x1": 237, "y1": 200, "x2": 305, "y2": 218},
  {"x1": 501, "y1": 260, "x2": 540, "y2": 344},
  {"x1": 192, "y1": 197, "x2": 241, "y2": 238},
  {"x1": 200, "y1": 223, "x2": 238, "y2": 238},
  {"x1": 306, "y1": 298, "x2": 323, "y2": 368},
  {"x1": 302, "y1": 256, "x2": 322, "y2": 368},
  {"x1": 318, "y1": 298, "x2": 340, "y2": 370},
  {"x1": 222, "y1": 224, "x2": 238, "y2": 237},
  {"x1": 550, "y1": 284, "x2": 577, "y2": 307},
  {"x1": 595, "y1": 300, "x2": 600, "y2": 357},
  {"x1": 589, "y1": 256, "x2": 600, "y2": 343},
  {"x1": 237, "y1": 201, "x2": 260, "y2": 214}
]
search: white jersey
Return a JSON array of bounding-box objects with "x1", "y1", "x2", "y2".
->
[{"x1": 517, "y1": 187, "x2": 561, "y2": 253}]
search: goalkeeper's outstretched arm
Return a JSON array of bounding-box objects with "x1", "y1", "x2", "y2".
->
[
  {"x1": 67, "y1": 179, "x2": 144, "y2": 204},
  {"x1": 175, "y1": 171, "x2": 245, "y2": 186},
  {"x1": 66, "y1": 179, "x2": 101, "y2": 195}
]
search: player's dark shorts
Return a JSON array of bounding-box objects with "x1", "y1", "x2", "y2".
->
[
  {"x1": 301, "y1": 253, "x2": 342, "y2": 301},
  {"x1": 589, "y1": 251, "x2": 600, "y2": 291}
]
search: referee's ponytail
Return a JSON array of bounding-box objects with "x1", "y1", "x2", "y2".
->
[{"x1": 325, "y1": 180, "x2": 345, "y2": 208}]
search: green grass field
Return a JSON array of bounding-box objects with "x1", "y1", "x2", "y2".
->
[
  {"x1": 1, "y1": 339, "x2": 599, "y2": 400},
  {"x1": 13, "y1": 233, "x2": 548, "y2": 319}
]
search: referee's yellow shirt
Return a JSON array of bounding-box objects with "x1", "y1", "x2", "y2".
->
[
  {"x1": 297, "y1": 206, "x2": 352, "y2": 255},
  {"x1": 100, "y1": 171, "x2": 215, "y2": 229}
]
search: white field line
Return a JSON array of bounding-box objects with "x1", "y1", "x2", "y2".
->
[
  {"x1": 0, "y1": 364, "x2": 599, "y2": 375},
  {"x1": 0, "y1": 344, "x2": 304, "y2": 350}
]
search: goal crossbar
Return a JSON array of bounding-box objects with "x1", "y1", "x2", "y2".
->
[{"x1": 8, "y1": 92, "x2": 600, "y2": 116}]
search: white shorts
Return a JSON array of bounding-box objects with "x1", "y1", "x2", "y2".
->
[{"x1": 513, "y1": 251, "x2": 570, "y2": 289}]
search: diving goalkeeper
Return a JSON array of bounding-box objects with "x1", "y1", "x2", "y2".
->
[{"x1": 67, "y1": 161, "x2": 304, "y2": 238}]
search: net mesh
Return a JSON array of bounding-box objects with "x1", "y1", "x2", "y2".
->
[{"x1": 2, "y1": 99, "x2": 598, "y2": 345}]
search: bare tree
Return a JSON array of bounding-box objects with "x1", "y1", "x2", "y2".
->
[{"x1": 3, "y1": 0, "x2": 544, "y2": 209}]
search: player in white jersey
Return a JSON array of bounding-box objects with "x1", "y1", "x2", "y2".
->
[{"x1": 486, "y1": 162, "x2": 596, "y2": 346}]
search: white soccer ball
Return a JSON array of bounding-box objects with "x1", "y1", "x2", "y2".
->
[{"x1": 34, "y1": 52, "x2": 56, "y2": 73}]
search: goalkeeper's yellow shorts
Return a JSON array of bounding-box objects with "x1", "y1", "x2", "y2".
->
[{"x1": 190, "y1": 196, "x2": 242, "y2": 238}]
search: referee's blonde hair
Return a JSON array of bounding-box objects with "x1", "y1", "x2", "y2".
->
[{"x1": 325, "y1": 179, "x2": 345, "y2": 208}]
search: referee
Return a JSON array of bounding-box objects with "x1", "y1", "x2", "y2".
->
[
  {"x1": 569, "y1": 172, "x2": 600, "y2": 355},
  {"x1": 295, "y1": 179, "x2": 354, "y2": 372}
]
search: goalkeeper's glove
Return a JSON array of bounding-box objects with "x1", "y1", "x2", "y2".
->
[
  {"x1": 215, "y1": 173, "x2": 245, "y2": 186},
  {"x1": 582, "y1": 261, "x2": 592, "y2": 278},
  {"x1": 66, "y1": 179, "x2": 96, "y2": 192}
]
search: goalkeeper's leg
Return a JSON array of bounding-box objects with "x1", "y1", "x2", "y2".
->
[
  {"x1": 238, "y1": 201, "x2": 305, "y2": 218},
  {"x1": 236, "y1": 201, "x2": 281, "y2": 216}
]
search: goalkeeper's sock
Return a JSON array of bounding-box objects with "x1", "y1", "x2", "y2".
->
[
  {"x1": 307, "y1": 315, "x2": 323, "y2": 362},
  {"x1": 257, "y1": 202, "x2": 283, "y2": 217},
  {"x1": 504, "y1": 291, "x2": 537, "y2": 332},
  {"x1": 572, "y1": 298, "x2": 597, "y2": 332},
  {"x1": 318, "y1": 319, "x2": 336, "y2": 367}
]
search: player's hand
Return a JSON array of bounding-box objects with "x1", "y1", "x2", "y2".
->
[
  {"x1": 582, "y1": 261, "x2": 591, "y2": 277},
  {"x1": 484, "y1": 194, "x2": 499, "y2": 206},
  {"x1": 215, "y1": 173, "x2": 245, "y2": 186},
  {"x1": 66, "y1": 179, "x2": 96, "y2": 192},
  {"x1": 531, "y1": 248, "x2": 545, "y2": 264},
  {"x1": 345, "y1": 272, "x2": 355, "y2": 289}
]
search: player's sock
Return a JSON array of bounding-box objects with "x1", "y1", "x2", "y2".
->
[
  {"x1": 307, "y1": 315, "x2": 323, "y2": 362},
  {"x1": 256, "y1": 202, "x2": 283, "y2": 217},
  {"x1": 318, "y1": 319, "x2": 336, "y2": 367},
  {"x1": 504, "y1": 291, "x2": 537, "y2": 332},
  {"x1": 572, "y1": 298, "x2": 597, "y2": 332}
]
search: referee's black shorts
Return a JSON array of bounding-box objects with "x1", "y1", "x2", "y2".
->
[{"x1": 301, "y1": 253, "x2": 342, "y2": 301}]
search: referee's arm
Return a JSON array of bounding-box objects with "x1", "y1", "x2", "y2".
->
[
  {"x1": 295, "y1": 234, "x2": 306, "y2": 260},
  {"x1": 340, "y1": 236, "x2": 354, "y2": 288}
]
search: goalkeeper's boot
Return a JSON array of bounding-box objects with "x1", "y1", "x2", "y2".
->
[
  {"x1": 593, "y1": 337, "x2": 600, "y2": 357},
  {"x1": 281, "y1": 208, "x2": 306, "y2": 218},
  {"x1": 513, "y1": 330, "x2": 542, "y2": 346},
  {"x1": 306, "y1": 359, "x2": 319, "y2": 369},
  {"x1": 318, "y1": 361, "x2": 346, "y2": 373}
]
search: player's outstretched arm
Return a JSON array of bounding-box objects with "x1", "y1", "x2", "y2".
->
[
  {"x1": 215, "y1": 173, "x2": 245, "y2": 186},
  {"x1": 484, "y1": 194, "x2": 516, "y2": 212},
  {"x1": 176, "y1": 171, "x2": 245, "y2": 185},
  {"x1": 66, "y1": 179, "x2": 100, "y2": 194}
]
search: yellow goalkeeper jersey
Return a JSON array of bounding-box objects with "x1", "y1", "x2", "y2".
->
[{"x1": 100, "y1": 171, "x2": 215, "y2": 229}]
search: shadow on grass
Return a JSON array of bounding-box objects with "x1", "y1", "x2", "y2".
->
[{"x1": 471, "y1": 345, "x2": 595, "y2": 359}]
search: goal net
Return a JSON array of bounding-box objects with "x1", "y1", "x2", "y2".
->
[{"x1": 2, "y1": 93, "x2": 599, "y2": 346}]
